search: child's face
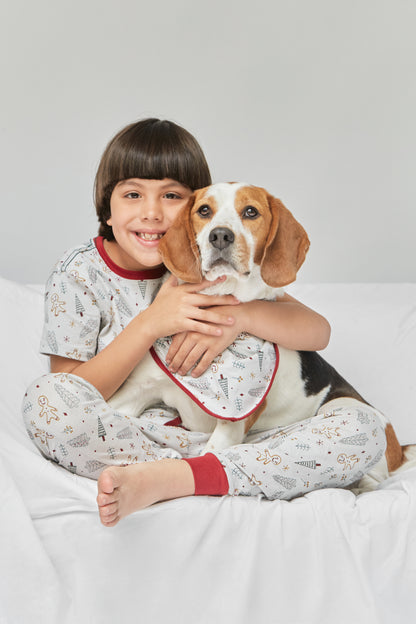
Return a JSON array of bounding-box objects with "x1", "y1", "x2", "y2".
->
[{"x1": 106, "y1": 178, "x2": 192, "y2": 271}]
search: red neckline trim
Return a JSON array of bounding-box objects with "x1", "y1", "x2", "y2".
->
[{"x1": 94, "y1": 236, "x2": 167, "y2": 280}]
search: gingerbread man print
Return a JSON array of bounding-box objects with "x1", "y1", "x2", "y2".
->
[
  {"x1": 337, "y1": 453, "x2": 360, "y2": 471},
  {"x1": 50, "y1": 293, "x2": 66, "y2": 317},
  {"x1": 38, "y1": 395, "x2": 60, "y2": 424}
]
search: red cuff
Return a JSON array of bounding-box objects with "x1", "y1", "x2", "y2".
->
[{"x1": 183, "y1": 453, "x2": 229, "y2": 496}]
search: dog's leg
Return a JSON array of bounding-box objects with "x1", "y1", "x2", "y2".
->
[{"x1": 204, "y1": 420, "x2": 246, "y2": 453}]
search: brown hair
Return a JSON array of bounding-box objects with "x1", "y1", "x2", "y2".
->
[{"x1": 94, "y1": 118, "x2": 212, "y2": 240}]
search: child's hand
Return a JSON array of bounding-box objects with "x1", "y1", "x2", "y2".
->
[
  {"x1": 165, "y1": 304, "x2": 246, "y2": 377},
  {"x1": 143, "y1": 275, "x2": 239, "y2": 342}
]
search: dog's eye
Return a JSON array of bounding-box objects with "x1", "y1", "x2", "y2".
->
[
  {"x1": 197, "y1": 204, "x2": 212, "y2": 218},
  {"x1": 243, "y1": 206, "x2": 259, "y2": 219}
]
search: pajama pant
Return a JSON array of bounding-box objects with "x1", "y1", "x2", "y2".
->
[{"x1": 22, "y1": 373, "x2": 387, "y2": 500}]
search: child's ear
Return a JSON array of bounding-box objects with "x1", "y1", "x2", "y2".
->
[
  {"x1": 158, "y1": 195, "x2": 203, "y2": 282},
  {"x1": 260, "y1": 194, "x2": 310, "y2": 287}
]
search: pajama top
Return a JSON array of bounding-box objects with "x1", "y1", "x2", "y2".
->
[{"x1": 40, "y1": 236, "x2": 166, "y2": 361}]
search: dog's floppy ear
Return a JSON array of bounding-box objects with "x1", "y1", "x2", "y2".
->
[
  {"x1": 158, "y1": 195, "x2": 203, "y2": 283},
  {"x1": 261, "y1": 194, "x2": 310, "y2": 287}
]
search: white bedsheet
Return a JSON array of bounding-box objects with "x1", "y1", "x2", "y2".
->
[{"x1": 1, "y1": 277, "x2": 415, "y2": 623}]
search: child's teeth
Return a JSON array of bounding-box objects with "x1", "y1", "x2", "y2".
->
[{"x1": 139, "y1": 233, "x2": 162, "y2": 240}]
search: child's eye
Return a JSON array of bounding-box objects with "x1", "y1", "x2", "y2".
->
[
  {"x1": 164, "y1": 192, "x2": 181, "y2": 200},
  {"x1": 125, "y1": 192, "x2": 141, "y2": 199}
]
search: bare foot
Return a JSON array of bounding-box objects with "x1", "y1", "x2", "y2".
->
[{"x1": 96, "y1": 459, "x2": 195, "y2": 527}]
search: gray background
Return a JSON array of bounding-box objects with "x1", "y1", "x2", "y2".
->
[{"x1": 1, "y1": 0, "x2": 414, "y2": 285}]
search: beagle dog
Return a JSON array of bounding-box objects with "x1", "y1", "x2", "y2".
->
[{"x1": 109, "y1": 182, "x2": 406, "y2": 483}]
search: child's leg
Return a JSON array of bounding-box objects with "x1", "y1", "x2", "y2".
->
[
  {"x1": 22, "y1": 372, "x2": 210, "y2": 478},
  {"x1": 95, "y1": 400, "x2": 387, "y2": 527},
  {"x1": 211, "y1": 400, "x2": 387, "y2": 499}
]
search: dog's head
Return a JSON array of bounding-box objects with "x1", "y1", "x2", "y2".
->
[{"x1": 158, "y1": 182, "x2": 310, "y2": 288}]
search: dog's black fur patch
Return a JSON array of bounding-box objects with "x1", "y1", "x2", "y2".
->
[{"x1": 298, "y1": 351, "x2": 368, "y2": 405}]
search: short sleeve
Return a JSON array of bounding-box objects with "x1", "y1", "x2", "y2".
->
[{"x1": 40, "y1": 269, "x2": 101, "y2": 361}]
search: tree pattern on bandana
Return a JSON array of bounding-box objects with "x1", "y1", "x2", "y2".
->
[{"x1": 151, "y1": 334, "x2": 278, "y2": 421}]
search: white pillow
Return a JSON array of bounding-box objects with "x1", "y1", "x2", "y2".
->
[{"x1": 0, "y1": 276, "x2": 48, "y2": 440}]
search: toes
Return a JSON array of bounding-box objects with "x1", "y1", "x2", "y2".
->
[
  {"x1": 99, "y1": 501, "x2": 118, "y2": 517},
  {"x1": 97, "y1": 467, "x2": 122, "y2": 496},
  {"x1": 101, "y1": 515, "x2": 120, "y2": 528},
  {"x1": 96, "y1": 492, "x2": 117, "y2": 507},
  {"x1": 99, "y1": 501, "x2": 120, "y2": 526}
]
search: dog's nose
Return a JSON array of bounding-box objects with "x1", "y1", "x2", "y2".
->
[{"x1": 209, "y1": 227, "x2": 235, "y2": 250}]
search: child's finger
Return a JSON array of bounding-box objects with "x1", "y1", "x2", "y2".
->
[
  {"x1": 166, "y1": 332, "x2": 187, "y2": 365},
  {"x1": 193, "y1": 307, "x2": 236, "y2": 327},
  {"x1": 170, "y1": 343, "x2": 207, "y2": 376},
  {"x1": 194, "y1": 293, "x2": 240, "y2": 308},
  {"x1": 184, "y1": 276, "x2": 226, "y2": 292}
]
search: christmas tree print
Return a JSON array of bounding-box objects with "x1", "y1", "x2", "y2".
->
[
  {"x1": 232, "y1": 360, "x2": 246, "y2": 370},
  {"x1": 88, "y1": 265, "x2": 98, "y2": 283},
  {"x1": 139, "y1": 282, "x2": 147, "y2": 299},
  {"x1": 22, "y1": 401, "x2": 33, "y2": 415},
  {"x1": 54, "y1": 383, "x2": 80, "y2": 408},
  {"x1": 227, "y1": 344, "x2": 248, "y2": 359},
  {"x1": 219, "y1": 375, "x2": 229, "y2": 398},
  {"x1": 107, "y1": 447, "x2": 117, "y2": 460},
  {"x1": 248, "y1": 386, "x2": 266, "y2": 398},
  {"x1": 85, "y1": 460, "x2": 106, "y2": 473},
  {"x1": 98, "y1": 417, "x2": 107, "y2": 441},
  {"x1": 357, "y1": 411, "x2": 370, "y2": 424},
  {"x1": 116, "y1": 296, "x2": 132, "y2": 318},
  {"x1": 185, "y1": 378, "x2": 212, "y2": 391},
  {"x1": 366, "y1": 448, "x2": 384, "y2": 470},
  {"x1": 295, "y1": 460, "x2": 321, "y2": 469},
  {"x1": 257, "y1": 351, "x2": 264, "y2": 371},
  {"x1": 340, "y1": 433, "x2": 369, "y2": 446},
  {"x1": 68, "y1": 433, "x2": 91, "y2": 447},
  {"x1": 116, "y1": 426, "x2": 134, "y2": 439},
  {"x1": 269, "y1": 433, "x2": 289, "y2": 449},
  {"x1": 75, "y1": 294, "x2": 85, "y2": 317},
  {"x1": 80, "y1": 318, "x2": 98, "y2": 338},
  {"x1": 47, "y1": 330, "x2": 58, "y2": 354},
  {"x1": 58, "y1": 443, "x2": 68, "y2": 458},
  {"x1": 225, "y1": 451, "x2": 242, "y2": 463},
  {"x1": 185, "y1": 378, "x2": 215, "y2": 398},
  {"x1": 272, "y1": 475, "x2": 297, "y2": 489}
]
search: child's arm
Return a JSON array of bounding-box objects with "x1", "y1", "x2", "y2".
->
[
  {"x1": 50, "y1": 275, "x2": 239, "y2": 401},
  {"x1": 166, "y1": 294, "x2": 331, "y2": 377}
]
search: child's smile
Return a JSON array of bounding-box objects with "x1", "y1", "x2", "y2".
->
[{"x1": 105, "y1": 178, "x2": 192, "y2": 271}]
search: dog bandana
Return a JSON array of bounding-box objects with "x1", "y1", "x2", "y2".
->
[{"x1": 150, "y1": 333, "x2": 279, "y2": 421}]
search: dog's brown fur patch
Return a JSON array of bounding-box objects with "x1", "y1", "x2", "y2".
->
[{"x1": 385, "y1": 423, "x2": 404, "y2": 472}]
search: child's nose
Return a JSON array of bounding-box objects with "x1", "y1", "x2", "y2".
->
[{"x1": 141, "y1": 198, "x2": 163, "y2": 220}]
